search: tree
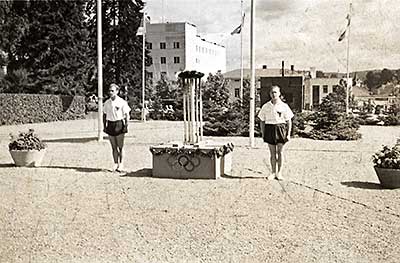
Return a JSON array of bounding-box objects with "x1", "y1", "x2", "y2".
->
[
  {"x1": 365, "y1": 70, "x2": 381, "y2": 92},
  {"x1": 85, "y1": 0, "x2": 148, "y2": 99},
  {"x1": 380, "y1": 68, "x2": 393, "y2": 84},
  {"x1": 307, "y1": 85, "x2": 361, "y2": 140},
  {"x1": 0, "y1": 0, "x2": 93, "y2": 95}
]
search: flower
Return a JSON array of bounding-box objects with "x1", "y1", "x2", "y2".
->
[
  {"x1": 372, "y1": 143, "x2": 400, "y2": 169},
  {"x1": 9, "y1": 129, "x2": 46, "y2": 151}
]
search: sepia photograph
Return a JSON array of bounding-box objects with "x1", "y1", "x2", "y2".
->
[{"x1": 0, "y1": 0, "x2": 399, "y2": 262}]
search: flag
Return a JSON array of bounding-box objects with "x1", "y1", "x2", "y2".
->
[
  {"x1": 136, "y1": 15, "x2": 150, "y2": 36},
  {"x1": 231, "y1": 13, "x2": 245, "y2": 35},
  {"x1": 338, "y1": 14, "x2": 351, "y2": 42}
]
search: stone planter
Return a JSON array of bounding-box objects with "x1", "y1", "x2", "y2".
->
[
  {"x1": 374, "y1": 166, "x2": 400, "y2": 189},
  {"x1": 9, "y1": 149, "x2": 46, "y2": 167},
  {"x1": 150, "y1": 143, "x2": 233, "y2": 179}
]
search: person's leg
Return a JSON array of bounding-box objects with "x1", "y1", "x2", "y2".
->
[
  {"x1": 267, "y1": 143, "x2": 277, "y2": 179},
  {"x1": 276, "y1": 143, "x2": 285, "y2": 180},
  {"x1": 115, "y1": 134, "x2": 125, "y2": 171},
  {"x1": 108, "y1": 135, "x2": 119, "y2": 170}
]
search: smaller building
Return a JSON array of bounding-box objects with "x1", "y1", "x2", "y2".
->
[{"x1": 304, "y1": 78, "x2": 342, "y2": 110}]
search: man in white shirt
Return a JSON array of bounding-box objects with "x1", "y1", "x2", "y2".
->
[
  {"x1": 103, "y1": 83, "x2": 131, "y2": 172},
  {"x1": 258, "y1": 85, "x2": 294, "y2": 180}
]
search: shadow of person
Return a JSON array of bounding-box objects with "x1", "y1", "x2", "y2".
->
[
  {"x1": 0, "y1": 163, "x2": 16, "y2": 168},
  {"x1": 341, "y1": 181, "x2": 383, "y2": 190},
  {"x1": 39, "y1": 166, "x2": 106, "y2": 173},
  {"x1": 43, "y1": 137, "x2": 99, "y2": 144},
  {"x1": 120, "y1": 168, "x2": 153, "y2": 178}
]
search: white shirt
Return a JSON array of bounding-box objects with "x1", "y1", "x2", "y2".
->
[
  {"x1": 258, "y1": 100, "x2": 294, "y2": 124},
  {"x1": 103, "y1": 96, "x2": 131, "y2": 121}
]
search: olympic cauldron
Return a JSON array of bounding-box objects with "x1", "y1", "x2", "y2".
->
[{"x1": 149, "y1": 70, "x2": 234, "y2": 179}]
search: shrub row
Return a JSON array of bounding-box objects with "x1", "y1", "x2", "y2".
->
[{"x1": 0, "y1": 93, "x2": 86, "y2": 125}]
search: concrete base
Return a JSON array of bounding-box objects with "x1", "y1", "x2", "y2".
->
[{"x1": 150, "y1": 143, "x2": 233, "y2": 179}]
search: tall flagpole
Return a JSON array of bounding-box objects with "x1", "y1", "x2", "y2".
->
[
  {"x1": 239, "y1": 0, "x2": 244, "y2": 106},
  {"x1": 141, "y1": 11, "x2": 146, "y2": 122},
  {"x1": 249, "y1": 0, "x2": 255, "y2": 147},
  {"x1": 345, "y1": 2, "x2": 352, "y2": 114},
  {"x1": 97, "y1": 0, "x2": 103, "y2": 141}
]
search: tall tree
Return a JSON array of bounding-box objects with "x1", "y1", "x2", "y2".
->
[
  {"x1": 0, "y1": 0, "x2": 92, "y2": 95},
  {"x1": 85, "y1": 0, "x2": 147, "y2": 101}
]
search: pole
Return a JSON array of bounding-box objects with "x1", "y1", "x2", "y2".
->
[
  {"x1": 345, "y1": 3, "x2": 352, "y2": 114},
  {"x1": 97, "y1": 0, "x2": 103, "y2": 142},
  {"x1": 239, "y1": 0, "x2": 244, "y2": 106},
  {"x1": 249, "y1": 0, "x2": 256, "y2": 147},
  {"x1": 141, "y1": 11, "x2": 146, "y2": 122}
]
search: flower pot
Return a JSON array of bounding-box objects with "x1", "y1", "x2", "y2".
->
[
  {"x1": 9, "y1": 149, "x2": 46, "y2": 167},
  {"x1": 374, "y1": 166, "x2": 400, "y2": 189}
]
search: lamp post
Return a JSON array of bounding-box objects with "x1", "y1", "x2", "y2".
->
[{"x1": 249, "y1": 0, "x2": 256, "y2": 147}]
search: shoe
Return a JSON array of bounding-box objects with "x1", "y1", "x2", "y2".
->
[
  {"x1": 112, "y1": 164, "x2": 118, "y2": 172},
  {"x1": 267, "y1": 173, "x2": 276, "y2": 180},
  {"x1": 116, "y1": 163, "x2": 124, "y2": 172},
  {"x1": 276, "y1": 173, "x2": 284, "y2": 181}
]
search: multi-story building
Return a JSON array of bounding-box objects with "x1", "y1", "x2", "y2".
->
[{"x1": 146, "y1": 22, "x2": 226, "y2": 81}]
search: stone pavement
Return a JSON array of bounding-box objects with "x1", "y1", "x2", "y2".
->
[{"x1": 0, "y1": 119, "x2": 399, "y2": 262}]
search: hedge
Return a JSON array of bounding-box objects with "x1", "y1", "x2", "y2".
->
[{"x1": 0, "y1": 93, "x2": 86, "y2": 125}]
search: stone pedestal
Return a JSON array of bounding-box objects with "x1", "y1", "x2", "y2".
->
[{"x1": 150, "y1": 143, "x2": 233, "y2": 179}]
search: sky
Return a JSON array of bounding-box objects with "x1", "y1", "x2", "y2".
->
[{"x1": 146, "y1": 0, "x2": 400, "y2": 73}]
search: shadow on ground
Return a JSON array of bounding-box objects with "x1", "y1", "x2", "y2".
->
[
  {"x1": 0, "y1": 163, "x2": 16, "y2": 168},
  {"x1": 43, "y1": 137, "x2": 100, "y2": 143},
  {"x1": 121, "y1": 168, "x2": 153, "y2": 178},
  {"x1": 341, "y1": 181, "x2": 383, "y2": 190},
  {"x1": 40, "y1": 165, "x2": 107, "y2": 173}
]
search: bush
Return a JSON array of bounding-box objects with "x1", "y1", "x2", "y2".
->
[
  {"x1": 9, "y1": 129, "x2": 46, "y2": 151},
  {"x1": 0, "y1": 93, "x2": 85, "y2": 125}
]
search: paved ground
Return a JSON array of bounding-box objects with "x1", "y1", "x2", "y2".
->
[{"x1": 0, "y1": 119, "x2": 399, "y2": 263}]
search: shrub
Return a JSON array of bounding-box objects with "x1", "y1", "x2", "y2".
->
[{"x1": 9, "y1": 129, "x2": 46, "y2": 151}]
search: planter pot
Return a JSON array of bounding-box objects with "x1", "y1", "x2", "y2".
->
[
  {"x1": 9, "y1": 149, "x2": 46, "y2": 167},
  {"x1": 374, "y1": 166, "x2": 400, "y2": 189}
]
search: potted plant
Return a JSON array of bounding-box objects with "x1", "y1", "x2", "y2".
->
[
  {"x1": 9, "y1": 129, "x2": 47, "y2": 167},
  {"x1": 372, "y1": 140, "x2": 400, "y2": 189}
]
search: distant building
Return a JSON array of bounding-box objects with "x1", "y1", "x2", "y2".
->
[
  {"x1": 304, "y1": 77, "x2": 342, "y2": 109},
  {"x1": 146, "y1": 22, "x2": 226, "y2": 81}
]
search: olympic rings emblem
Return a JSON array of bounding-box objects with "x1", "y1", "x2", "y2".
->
[{"x1": 167, "y1": 154, "x2": 201, "y2": 172}]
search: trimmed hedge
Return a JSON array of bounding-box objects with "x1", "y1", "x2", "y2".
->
[{"x1": 0, "y1": 93, "x2": 86, "y2": 125}]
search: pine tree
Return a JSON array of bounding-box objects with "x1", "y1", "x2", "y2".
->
[
  {"x1": 85, "y1": 0, "x2": 148, "y2": 104},
  {"x1": 0, "y1": 0, "x2": 92, "y2": 95}
]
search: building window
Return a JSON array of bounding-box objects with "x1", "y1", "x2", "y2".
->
[
  {"x1": 146, "y1": 43, "x2": 152, "y2": 50},
  {"x1": 333, "y1": 85, "x2": 338, "y2": 92},
  {"x1": 148, "y1": 57, "x2": 153, "y2": 65},
  {"x1": 173, "y1": 42, "x2": 180, "y2": 49},
  {"x1": 147, "y1": 72, "x2": 153, "y2": 79},
  {"x1": 323, "y1": 85, "x2": 328, "y2": 93},
  {"x1": 196, "y1": 58, "x2": 200, "y2": 63},
  {"x1": 174, "y1": 57, "x2": 180, "y2": 64},
  {"x1": 234, "y1": 88, "x2": 240, "y2": 98},
  {"x1": 161, "y1": 57, "x2": 166, "y2": 64},
  {"x1": 160, "y1": 42, "x2": 166, "y2": 49},
  {"x1": 161, "y1": 72, "x2": 167, "y2": 78}
]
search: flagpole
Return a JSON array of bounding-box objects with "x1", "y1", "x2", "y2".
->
[
  {"x1": 345, "y1": 3, "x2": 352, "y2": 114},
  {"x1": 141, "y1": 11, "x2": 146, "y2": 122},
  {"x1": 249, "y1": 0, "x2": 255, "y2": 147},
  {"x1": 239, "y1": 0, "x2": 244, "y2": 106},
  {"x1": 97, "y1": 0, "x2": 103, "y2": 142}
]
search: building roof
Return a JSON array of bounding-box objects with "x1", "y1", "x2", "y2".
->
[{"x1": 223, "y1": 68, "x2": 306, "y2": 79}]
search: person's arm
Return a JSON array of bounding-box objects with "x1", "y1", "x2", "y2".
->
[
  {"x1": 260, "y1": 120, "x2": 265, "y2": 138},
  {"x1": 287, "y1": 119, "x2": 292, "y2": 140},
  {"x1": 103, "y1": 114, "x2": 107, "y2": 131}
]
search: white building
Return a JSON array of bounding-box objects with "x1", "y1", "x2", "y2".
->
[{"x1": 145, "y1": 22, "x2": 226, "y2": 81}]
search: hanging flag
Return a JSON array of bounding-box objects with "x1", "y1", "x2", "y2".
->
[
  {"x1": 136, "y1": 15, "x2": 150, "y2": 36},
  {"x1": 338, "y1": 14, "x2": 351, "y2": 42},
  {"x1": 231, "y1": 13, "x2": 245, "y2": 35}
]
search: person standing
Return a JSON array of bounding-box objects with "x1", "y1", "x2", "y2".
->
[
  {"x1": 103, "y1": 83, "x2": 131, "y2": 172},
  {"x1": 258, "y1": 85, "x2": 294, "y2": 180}
]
